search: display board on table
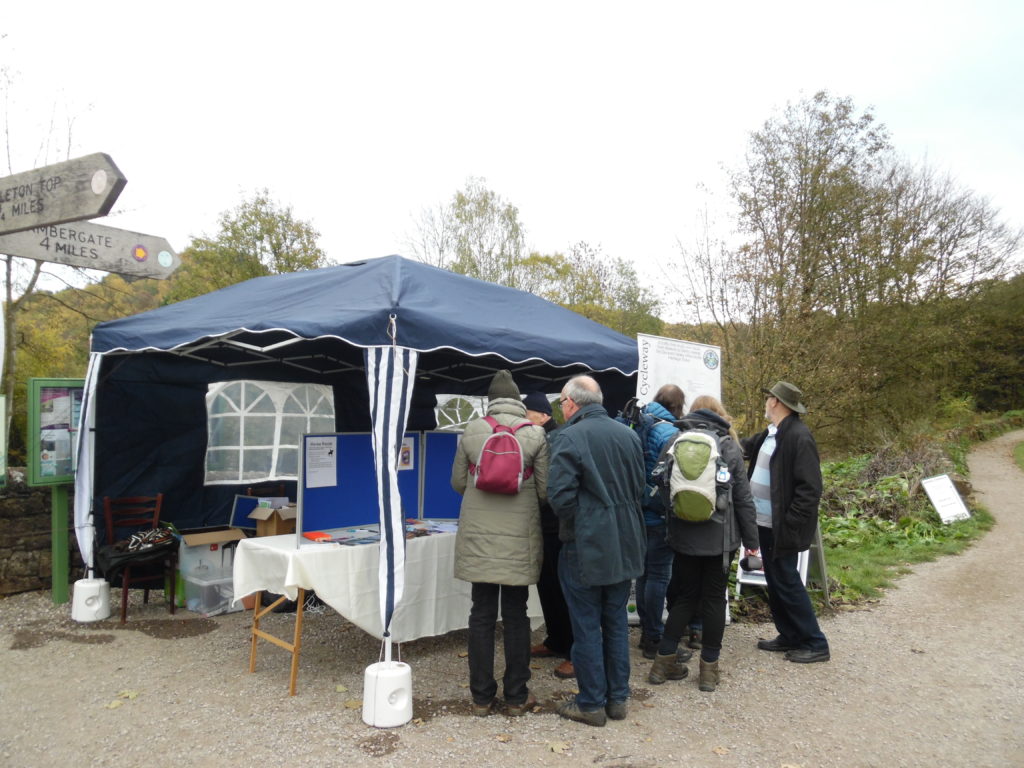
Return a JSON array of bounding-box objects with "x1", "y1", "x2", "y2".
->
[{"x1": 297, "y1": 431, "x2": 463, "y2": 535}]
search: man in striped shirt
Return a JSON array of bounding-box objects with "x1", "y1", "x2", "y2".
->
[{"x1": 744, "y1": 381, "x2": 830, "y2": 664}]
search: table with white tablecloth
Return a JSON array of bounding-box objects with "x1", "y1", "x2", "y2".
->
[{"x1": 233, "y1": 529, "x2": 541, "y2": 644}]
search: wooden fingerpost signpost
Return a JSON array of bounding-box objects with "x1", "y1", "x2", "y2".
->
[
  {"x1": 1, "y1": 153, "x2": 181, "y2": 604},
  {"x1": 0, "y1": 153, "x2": 127, "y2": 236}
]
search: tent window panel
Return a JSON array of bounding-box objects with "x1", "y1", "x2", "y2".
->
[
  {"x1": 210, "y1": 414, "x2": 241, "y2": 445},
  {"x1": 435, "y1": 395, "x2": 485, "y2": 431},
  {"x1": 242, "y1": 449, "x2": 274, "y2": 477},
  {"x1": 209, "y1": 391, "x2": 239, "y2": 415},
  {"x1": 276, "y1": 447, "x2": 298, "y2": 477},
  {"x1": 204, "y1": 380, "x2": 335, "y2": 485},
  {"x1": 310, "y1": 414, "x2": 336, "y2": 433},
  {"x1": 277, "y1": 415, "x2": 301, "y2": 444},
  {"x1": 207, "y1": 449, "x2": 240, "y2": 476},
  {"x1": 246, "y1": 389, "x2": 276, "y2": 413},
  {"x1": 245, "y1": 415, "x2": 277, "y2": 446}
]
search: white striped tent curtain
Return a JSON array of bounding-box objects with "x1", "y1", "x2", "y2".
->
[
  {"x1": 364, "y1": 345, "x2": 418, "y2": 636},
  {"x1": 73, "y1": 351, "x2": 103, "y2": 572}
]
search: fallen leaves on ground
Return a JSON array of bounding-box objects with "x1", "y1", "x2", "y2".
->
[
  {"x1": 496, "y1": 733, "x2": 512, "y2": 743},
  {"x1": 335, "y1": 684, "x2": 348, "y2": 692},
  {"x1": 547, "y1": 741, "x2": 570, "y2": 754},
  {"x1": 343, "y1": 699, "x2": 363, "y2": 709},
  {"x1": 713, "y1": 746, "x2": 730, "y2": 755}
]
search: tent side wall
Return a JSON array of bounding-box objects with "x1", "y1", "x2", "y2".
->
[
  {"x1": 89, "y1": 351, "x2": 498, "y2": 535},
  {"x1": 91, "y1": 352, "x2": 637, "y2": 536}
]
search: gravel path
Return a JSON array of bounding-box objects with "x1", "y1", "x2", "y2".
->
[{"x1": 1, "y1": 431, "x2": 1021, "y2": 768}]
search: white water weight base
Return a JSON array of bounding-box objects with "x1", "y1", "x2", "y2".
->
[
  {"x1": 362, "y1": 661, "x2": 412, "y2": 728},
  {"x1": 71, "y1": 578, "x2": 111, "y2": 622}
]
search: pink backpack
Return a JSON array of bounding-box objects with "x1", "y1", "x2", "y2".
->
[{"x1": 468, "y1": 416, "x2": 535, "y2": 495}]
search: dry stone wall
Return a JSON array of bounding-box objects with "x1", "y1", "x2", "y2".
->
[{"x1": 0, "y1": 469, "x2": 82, "y2": 595}]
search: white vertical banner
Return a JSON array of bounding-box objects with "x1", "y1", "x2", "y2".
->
[{"x1": 635, "y1": 333, "x2": 722, "y2": 411}]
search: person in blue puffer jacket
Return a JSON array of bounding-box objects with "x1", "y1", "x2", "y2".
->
[{"x1": 635, "y1": 384, "x2": 686, "y2": 659}]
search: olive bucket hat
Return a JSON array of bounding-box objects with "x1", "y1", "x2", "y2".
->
[{"x1": 762, "y1": 380, "x2": 808, "y2": 414}]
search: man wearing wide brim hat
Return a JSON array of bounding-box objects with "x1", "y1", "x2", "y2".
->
[{"x1": 744, "y1": 381, "x2": 830, "y2": 663}]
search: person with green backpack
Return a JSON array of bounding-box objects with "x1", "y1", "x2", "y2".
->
[{"x1": 647, "y1": 395, "x2": 759, "y2": 692}]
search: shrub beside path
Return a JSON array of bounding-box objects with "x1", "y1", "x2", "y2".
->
[{"x1": 0, "y1": 431, "x2": 1021, "y2": 767}]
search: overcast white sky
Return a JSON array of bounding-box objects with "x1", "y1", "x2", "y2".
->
[{"x1": 3, "y1": 1, "x2": 1022, "y2": 311}]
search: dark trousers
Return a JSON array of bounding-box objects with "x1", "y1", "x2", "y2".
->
[
  {"x1": 537, "y1": 528, "x2": 573, "y2": 655},
  {"x1": 660, "y1": 550, "x2": 734, "y2": 660},
  {"x1": 467, "y1": 582, "x2": 531, "y2": 706},
  {"x1": 758, "y1": 525, "x2": 829, "y2": 652},
  {"x1": 559, "y1": 546, "x2": 632, "y2": 710},
  {"x1": 635, "y1": 523, "x2": 674, "y2": 642}
]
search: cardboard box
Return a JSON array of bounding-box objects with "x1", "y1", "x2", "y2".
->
[
  {"x1": 176, "y1": 526, "x2": 245, "y2": 612},
  {"x1": 249, "y1": 504, "x2": 297, "y2": 537}
]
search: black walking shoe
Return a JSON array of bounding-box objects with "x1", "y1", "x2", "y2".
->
[
  {"x1": 757, "y1": 635, "x2": 799, "y2": 652},
  {"x1": 785, "y1": 648, "x2": 830, "y2": 663}
]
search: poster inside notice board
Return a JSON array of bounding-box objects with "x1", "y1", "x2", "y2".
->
[{"x1": 299, "y1": 432, "x2": 421, "y2": 533}]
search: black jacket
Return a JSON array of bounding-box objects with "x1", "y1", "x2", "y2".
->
[{"x1": 743, "y1": 413, "x2": 823, "y2": 559}]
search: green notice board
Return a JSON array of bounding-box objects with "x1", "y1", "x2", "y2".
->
[{"x1": 27, "y1": 378, "x2": 84, "y2": 487}]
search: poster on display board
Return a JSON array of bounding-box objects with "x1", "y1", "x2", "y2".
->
[
  {"x1": 27, "y1": 378, "x2": 84, "y2": 486},
  {"x1": 635, "y1": 334, "x2": 721, "y2": 411}
]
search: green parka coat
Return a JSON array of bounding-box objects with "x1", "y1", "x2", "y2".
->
[{"x1": 451, "y1": 397, "x2": 549, "y2": 585}]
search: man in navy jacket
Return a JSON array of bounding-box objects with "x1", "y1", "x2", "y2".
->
[{"x1": 548, "y1": 375, "x2": 646, "y2": 725}]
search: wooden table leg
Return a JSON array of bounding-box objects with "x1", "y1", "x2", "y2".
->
[
  {"x1": 289, "y1": 588, "x2": 305, "y2": 696},
  {"x1": 247, "y1": 588, "x2": 306, "y2": 696}
]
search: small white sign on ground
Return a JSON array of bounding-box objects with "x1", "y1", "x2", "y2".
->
[{"x1": 921, "y1": 474, "x2": 971, "y2": 523}]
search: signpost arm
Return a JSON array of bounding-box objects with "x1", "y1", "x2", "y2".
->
[{"x1": 51, "y1": 484, "x2": 70, "y2": 604}]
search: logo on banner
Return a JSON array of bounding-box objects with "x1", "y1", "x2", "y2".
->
[{"x1": 702, "y1": 349, "x2": 720, "y2": 370}]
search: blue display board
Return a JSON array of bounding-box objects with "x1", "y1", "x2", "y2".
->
[
  {"x1": 229, "y1": 495, "x2": 260, "y2": 530},
  {"x1": 300, "y1": 433, "x2": 421, "y2": 533},
  {"x1": 423, "y1": 431, "x2": 463, "y2": 519}
]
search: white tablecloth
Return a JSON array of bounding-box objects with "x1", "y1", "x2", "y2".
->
[{"x1": 233, "y1": 531, "x2": 540, "y2": 643}]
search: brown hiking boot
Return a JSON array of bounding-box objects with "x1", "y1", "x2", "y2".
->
[
  {"x1": 553, "y1": 659, "x2": 576, "y2": 679},
  {"x1": 698, "y1": 658, "x2": 720, "y2": 692},
  {"x1": 556, "y1": 699, "x2": 607, "y2": 727},
  {"x1": 505, "y1": 693, "x2": 537, "y2": 716},
  {"x1": 647, "y1": 651, "x2": 689, "y2": 684},
  {"x1": 471, "y1": 698, "x2": 495, "y2": 717}
]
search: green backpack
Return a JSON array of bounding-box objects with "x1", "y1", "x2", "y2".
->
[{"x1": 662, "y1": 428, "x2": 732, "y2": 522}]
